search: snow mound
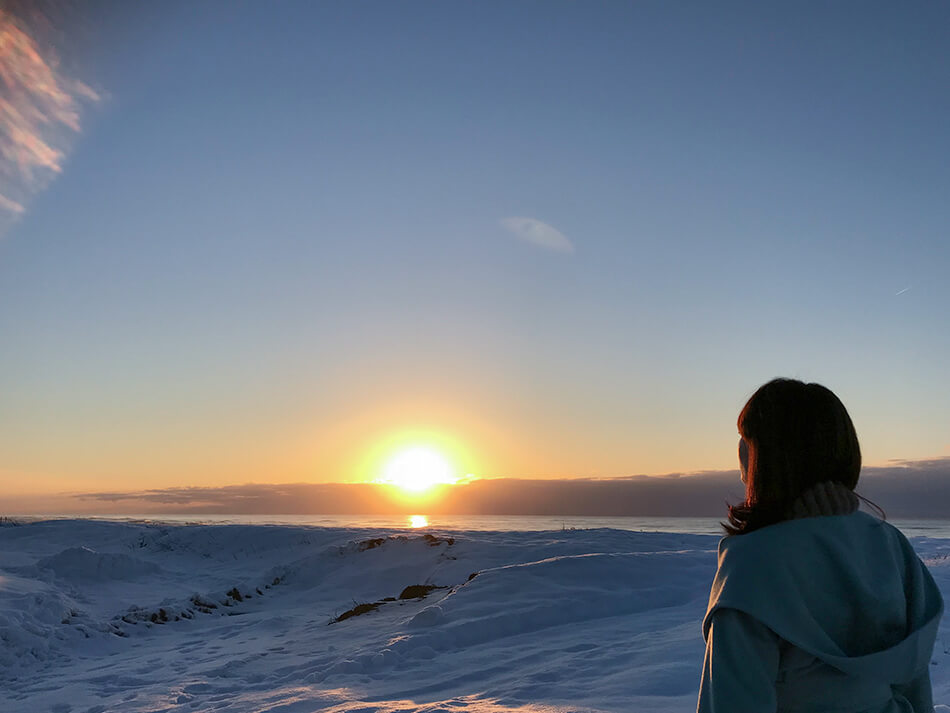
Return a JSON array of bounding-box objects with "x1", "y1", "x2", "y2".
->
[
  {"x1": 428, "y1": 550, "x2": 701, "y2": 641},
  {"x1": 37, "y1": 546, "x2": 161, "y2": 582},
  {"x1": 319, "y1": 548, "x2": 713, "y2": 679},
  {"x1": 0, "y1": 574, "x2": 83, "y2": 670}
]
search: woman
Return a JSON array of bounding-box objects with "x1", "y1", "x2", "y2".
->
[{"x1": 698, "y1": 378, "x2": 944, "y2": 713}]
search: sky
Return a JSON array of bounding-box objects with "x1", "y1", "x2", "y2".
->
[{"x1": 1, "y1": 1, "x2": 948, "y2": 512}]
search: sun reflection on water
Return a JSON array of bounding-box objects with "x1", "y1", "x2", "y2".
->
[{"x1": 409, "y1": 515, "x2": 428, "y2": 528}]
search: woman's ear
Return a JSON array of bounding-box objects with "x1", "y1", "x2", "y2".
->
[{"x1": 738, "y1": 437, "x2": 749, "y2": 484}]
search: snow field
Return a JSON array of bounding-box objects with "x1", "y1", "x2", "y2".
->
[{"x1": 0, "y1": 519, "x2": 946, "y2": 713}]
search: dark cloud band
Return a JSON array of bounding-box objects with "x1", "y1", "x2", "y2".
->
[{"x1": 66, "y1": 458, "x2": 950, "y2": 518}]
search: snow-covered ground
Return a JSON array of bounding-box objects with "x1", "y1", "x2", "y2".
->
[{"x1": 1, "y1": 519, "x2": 947, "y2": 713}]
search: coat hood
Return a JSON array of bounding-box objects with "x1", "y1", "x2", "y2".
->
[{"x1": 703, "y1": 511, "x2": 944, "y2": 684}]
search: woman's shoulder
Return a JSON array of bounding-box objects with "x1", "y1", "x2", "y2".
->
[
  {"x1": 719, "y1": 510, "x2": 892, "y2": 557},
  {"x1": 709, "y1": 511, "x2": 925, "y2": 619},
  {"x1": 705, "y1": 510, "x2": 944, "y2": 672},
  {"x1": 712, "y1": 511, "x2": 905, "y2": 597}
]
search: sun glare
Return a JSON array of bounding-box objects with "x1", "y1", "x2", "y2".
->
[
  {"x1": 380, "y1": 446, "x2": 457, "y2": 493},
  {"x1": 409, "y1": 515, "x2": 428, "y2": 528}
]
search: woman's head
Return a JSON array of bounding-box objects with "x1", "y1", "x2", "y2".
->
[{"x1": 725, "y1": 378, "x2": 861, "y2": 535}]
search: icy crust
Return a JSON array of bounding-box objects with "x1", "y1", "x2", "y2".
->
[{"x1": 0, "y1": 519, "x2": 947, "y2": 713}]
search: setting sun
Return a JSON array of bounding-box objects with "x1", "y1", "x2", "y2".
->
[{"x1": 379, "y1": 447, "x2": 457, "y2": 493}]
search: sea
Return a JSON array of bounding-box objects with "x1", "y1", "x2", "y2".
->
[{"x1": 15, "y1": 513, "x2": 950, "y2": 539}]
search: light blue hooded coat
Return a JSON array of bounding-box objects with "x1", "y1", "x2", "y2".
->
[{"x1": 698, "y1": 511, "x2": 944, "y2": 712}]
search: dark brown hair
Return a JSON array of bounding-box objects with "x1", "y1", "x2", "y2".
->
[{"x1": 725, "y1": 378, "x2": 863, "y2": 535}]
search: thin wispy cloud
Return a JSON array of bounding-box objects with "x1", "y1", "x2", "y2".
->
[
  {"x1": 0, "y1": 192, "x2": 24, "y2": 214},
  {"x1": 501, "y1": 216, "x2": 574, "y2": 253},
  {"x1": 895, "y1": 286, "x2": 911, "y2": 296},
  {"x1": 0, "y1": 5, "x2": 99, "y2": 232}
]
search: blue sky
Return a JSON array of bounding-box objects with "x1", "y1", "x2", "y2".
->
[{"x1": 1, "y1": 1, "x2": 948, "y2": 500}]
